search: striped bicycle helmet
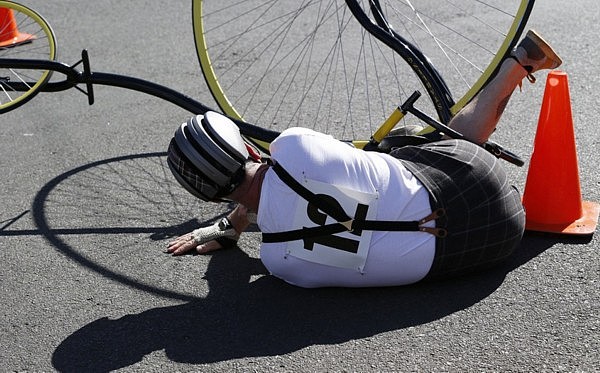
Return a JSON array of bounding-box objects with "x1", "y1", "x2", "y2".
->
[{"x1": 167, "y1": 111, "x2": 250, "y2": 201}]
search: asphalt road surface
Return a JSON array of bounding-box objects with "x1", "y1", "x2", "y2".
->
[{"x1": 1, "y1": 1, "x2": 598, "y2": 372}]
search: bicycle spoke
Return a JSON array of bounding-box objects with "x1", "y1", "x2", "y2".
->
[{"x1": 379, "y1": 0, "x2": 533, "y2": 112}]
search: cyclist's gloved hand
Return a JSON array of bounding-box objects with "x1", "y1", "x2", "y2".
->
[
  {"x1": 166, "y1": 217, "x2": 239, "y2": 256},
  {"x1": 190, "y1": 217, "x2": 239, "y2": 249}
]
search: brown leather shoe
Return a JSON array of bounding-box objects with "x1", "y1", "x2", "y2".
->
[{"x1": 511, "y1": 30, "x2": 562, "y2": 82}]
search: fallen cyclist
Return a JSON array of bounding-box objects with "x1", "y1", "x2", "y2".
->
[{"x1": 165, "y1": 30, "x2": 561, "y2": 288}]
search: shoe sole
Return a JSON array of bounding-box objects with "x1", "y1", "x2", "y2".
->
[{"x1": 525, "y1": 29, "x2": 563, "y2": 69}]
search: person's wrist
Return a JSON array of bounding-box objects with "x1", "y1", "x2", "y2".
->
[{"x1": 228, "y1": 206, "x2": 250, "y2": 234}]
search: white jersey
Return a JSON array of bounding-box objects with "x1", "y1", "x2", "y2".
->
[{"x1": 257, "y1": 128, "x2": 435, "y2": 288}]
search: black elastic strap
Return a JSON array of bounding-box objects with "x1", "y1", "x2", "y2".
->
[
  {"x1": 262, "y1": 163, "x2": 447, "y2": 243},
  {"x1": 262, "y1": 223, "x2": 347, "y2": 243},
  {"x1": 261, "y1": 219, "x2": 424, "y2": 243},
  {"x1": 272, "y1": 163, "x2": 351, "y2": 222}
]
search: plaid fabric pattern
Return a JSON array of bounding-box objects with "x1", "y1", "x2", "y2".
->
[
  {"x1": 167, "y1": 139, "x2": 218, "y2": 200},
  {"x1": 390, "y1": 139, "x2": 525, "y2": 279}
]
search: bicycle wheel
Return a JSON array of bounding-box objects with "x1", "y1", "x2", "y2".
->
[
  {"x1": 193, "y1": 0, "x2": 533, "y2": 146},
  {"x1": 0, "y1": 1, "x2": 56, "y2": 114}
]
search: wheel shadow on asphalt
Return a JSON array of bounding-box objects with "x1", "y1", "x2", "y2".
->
[
  {"x1": 50, "y1": 231, "x2": 585, "y2": 372},
  {"x1": 28, "y1": 152, "x2": 591, "y2": 371}
]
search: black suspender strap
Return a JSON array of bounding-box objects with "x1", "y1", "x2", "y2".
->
[
  {"x1": 262, "y1": 223, "x2": 348, "y2": 243},
  {"x1": 271, "y1": 162, "x2": 351, "y2": 223},
  {"x1": 261, "y1": 163, "x2": 447, "y2": 243}
]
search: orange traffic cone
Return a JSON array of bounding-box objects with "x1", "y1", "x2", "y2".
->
[
  {"x1": 0, "y1": 7, "x2": 34, "y2": 48},
  {"x1": 522, "y1": 71, "x2": 599, "y2": 235}
]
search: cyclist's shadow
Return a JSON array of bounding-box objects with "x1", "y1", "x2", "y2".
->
[{"x1": 51, "y1": 234, "x2": 561, "y2": 372}]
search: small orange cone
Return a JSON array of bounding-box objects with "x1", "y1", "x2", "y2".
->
[
  {"x1": 522, "y1": 71, "x2": 599, "y2": 235},
  {"x1": 0, "y1": 7, "x2": 35, "y2": 48}
]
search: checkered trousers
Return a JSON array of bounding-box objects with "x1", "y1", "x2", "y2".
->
[{"x1": 390, "y1": 139, "x2": 525, "y2": 280}]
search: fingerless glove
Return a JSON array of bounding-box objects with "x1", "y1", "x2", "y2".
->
[{"x1": 191, "y1": 217, "x2": 239, "y2": 249}]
